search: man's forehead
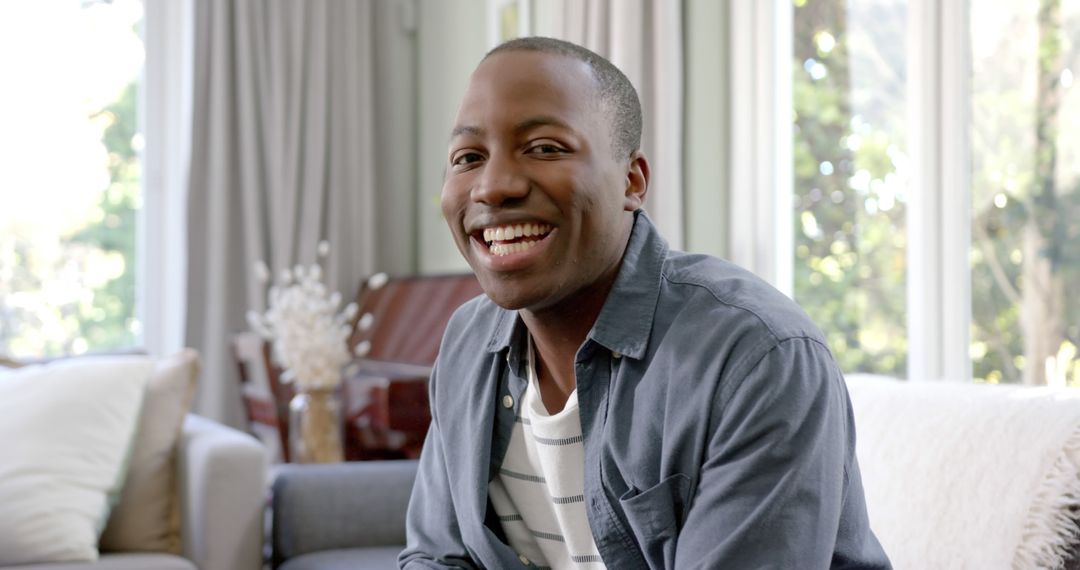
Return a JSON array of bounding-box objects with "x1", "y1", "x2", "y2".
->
[
  {"x1": 449, "y1": 116, "x2": 577, "y2": 141},
  {"x1": 453, "y1": 53, "x2": 601, "y2": 130}
]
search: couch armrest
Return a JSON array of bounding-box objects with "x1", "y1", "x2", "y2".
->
[
  {"x1": 271, "y1": 459, "x2": 418, "y2": 567},
  {"x1": 179, "y1": 414, "x2": 268, "y2": 570}
]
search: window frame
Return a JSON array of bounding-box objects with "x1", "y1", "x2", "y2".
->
[
  {"x1": 728, "y1": 0, "x2": 794, "y2": 297},
  {"x1": 906, "y1": 0, "x2": 972, "y2": 382},
  {"x1": 140, "y1": 0, "x2": 194, "y2": 357}
]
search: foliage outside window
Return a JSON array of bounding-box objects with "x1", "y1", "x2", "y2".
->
[
  {"x1": 0, "y1": 0, "x2": 143, "y2": 358},
  {"x1": 793, "y1": 0, "x2": 1079, "y2": 386},
  {"x1": 970, "y1": 0, "x2": 1080, "y2": 386},
  {"x1": 792, "y1": 0, "x2": 909, "y2": 377}
]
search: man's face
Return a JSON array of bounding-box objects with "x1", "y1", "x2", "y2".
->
[{"x1": 442, "y1": 50, "x2": 644, "y2": 312}]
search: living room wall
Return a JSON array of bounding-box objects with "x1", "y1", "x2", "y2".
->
[
  {"x1": 415, "y1": 0, "x2": 486, "y2": 274},
  {"x1": 367, "y1": 0, "x2": 486, "y2": 277}
]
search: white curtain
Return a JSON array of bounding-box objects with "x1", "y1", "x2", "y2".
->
[
  {"x1": 186, "y1": 0, "x2": 378, "y2": 426},
  {"x1": 534, "y1": 0, "x2": 685, "y2": 248}
]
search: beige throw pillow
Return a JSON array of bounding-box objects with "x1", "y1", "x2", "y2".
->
[{"x1": 99, "y1": 349, "x2": 199, "y2": 553}]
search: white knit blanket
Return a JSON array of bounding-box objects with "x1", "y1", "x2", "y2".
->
[{"x1": 846, "y1": 375, "x2": 1080, "y2": 570}]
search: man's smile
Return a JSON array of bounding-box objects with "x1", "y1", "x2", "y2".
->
[
  {"x1": 478, "y1": 222, "x2": 554, "y2": 256},
  {"x1": 466, "y1": 220, "x2": 558, "y2": 270}
]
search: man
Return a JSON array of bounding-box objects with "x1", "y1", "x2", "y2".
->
[{"x1": 399, "y1": 37, "x2": 890, "y2": 569}]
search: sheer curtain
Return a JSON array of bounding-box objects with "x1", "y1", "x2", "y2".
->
[
  {"x1": 185, "y1": 0, "x2": 378, "y2": 426},
  {"x1": 534, "y1": 0, "x2": 685, "y2": 247}
]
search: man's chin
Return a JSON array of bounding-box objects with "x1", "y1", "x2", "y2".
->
[
  {"x1": 480, "y1": 287, "x2": 532, "y2": 311},
  {"x1": 476, "y1": 276, "x2": 546, "y2": 312}
]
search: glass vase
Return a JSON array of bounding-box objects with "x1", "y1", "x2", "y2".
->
[{"x1": 288, "y1": 387, "x2": 344, "y2": 463}]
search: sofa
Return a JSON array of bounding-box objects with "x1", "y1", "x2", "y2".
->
[
  {"x1": 2, "y1": 414, "x2": 267, "y2": 570},
  {"x1": 0, "y1": 352, "x2": 267, "y2": 570},
  {"x1": 270, "y1": 376, "x2": 1080, "y2": 569},
  {"x1": 271, "y1": 460, "x2": 417, "y2": 570}
]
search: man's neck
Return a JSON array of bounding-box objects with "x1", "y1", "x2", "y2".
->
[{"x1": 519, "y1": 268, "x2": 619, "y2": 414}]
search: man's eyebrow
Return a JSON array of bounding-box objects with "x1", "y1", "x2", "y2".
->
[{"x1": 450, "y1": 125, "x2": 483, "y2": 140}]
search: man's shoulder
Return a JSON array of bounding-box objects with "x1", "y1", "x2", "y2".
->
[
  {"x1": 660, "y1": 251, "x2": 825, "y2": 346},
  {"x1": 655, "y1": 251, "x2": 838, "y2": 410}
]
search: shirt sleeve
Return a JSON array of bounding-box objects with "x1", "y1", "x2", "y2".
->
[
  {"x1": 673, "y1": 337, "x2": 856, "y2": 569},
  {"x1": 398, "y1": 362, "x2": 480, "y2": 570}
]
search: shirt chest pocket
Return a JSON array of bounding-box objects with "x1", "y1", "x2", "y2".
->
[{"x1": 617, "y1": 472, "x2": 692, "y2": 570}]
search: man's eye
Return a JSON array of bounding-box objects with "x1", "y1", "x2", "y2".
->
[
  {"x1": 452, "y1": 152, "x2": 484, "y2": 166},
  {"x1": 527, "y1": 144, "x2": 565, "y2": 155}
]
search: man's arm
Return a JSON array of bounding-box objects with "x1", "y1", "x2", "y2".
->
[
  {"x1": 674, "y1": 337, "x2": 881, "y2": 569},
  {"x1": 398, "y1": 363, "x2": 479, "y2": 570}
]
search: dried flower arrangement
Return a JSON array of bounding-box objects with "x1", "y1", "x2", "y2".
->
[{"x1": 246, "y1": 241, "x2": 360, "y2": 391}]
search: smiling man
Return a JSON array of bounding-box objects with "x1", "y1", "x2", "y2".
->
[{"x1": 399, "y1": 37, "x2": 891, "y2": 569}]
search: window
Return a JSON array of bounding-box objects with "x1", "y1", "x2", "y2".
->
[
  {"x1": 0, "y1": 0, "x2": 144, "y2": 357},
  {"x1": 784, "y1": 0, "x2": 1079, "y2": 384}
]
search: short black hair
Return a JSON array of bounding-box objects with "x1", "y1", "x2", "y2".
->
[{"x1": 485, "y1": 37, "x2": 642, "y2": 159}]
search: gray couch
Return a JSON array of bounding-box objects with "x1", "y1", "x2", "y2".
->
[
  {"x1": 4, "y1": 415, "x2": 267, "y2": 570},
  {"x1": 271, "y1": 460, "x2": 418, "y2": 570}
]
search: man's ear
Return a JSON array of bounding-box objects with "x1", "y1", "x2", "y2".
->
[{"x1": 623, "y1": 151, "x2": 650, "y2": 211}]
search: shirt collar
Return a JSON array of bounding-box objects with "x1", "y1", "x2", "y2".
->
[
  {"x1": 485, "y1": 210, "x2": 668, "y2": 361},
  {"x1": 586, "y1": 210, "x2": 667, "y2": 359}
]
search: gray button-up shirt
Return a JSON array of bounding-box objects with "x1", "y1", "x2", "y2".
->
[{"x1": 400, "y1": 212, "x2": 891, "y2": 569}]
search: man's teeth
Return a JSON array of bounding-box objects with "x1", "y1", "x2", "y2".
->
[
  {"x1": 490, "y1": 240, "x2": 540, "y2": 257},
  {"x1": 482, "y1": 223, "x2": 552, "y2": 243}
]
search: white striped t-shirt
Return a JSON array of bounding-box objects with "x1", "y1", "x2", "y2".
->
[{"x1": 489, "y1": 336, "x2": 606, "y2": 569}]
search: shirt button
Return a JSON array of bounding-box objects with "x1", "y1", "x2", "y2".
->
[
  {"x1": 612, "y1": 351, "x2": 622, "y2": 359},
  {"x1": 518, "y1": 554, "x2": 530, "y2": 565},
  {"x1": 502, "y1": 394, "x2": 514, "y2": 408}
]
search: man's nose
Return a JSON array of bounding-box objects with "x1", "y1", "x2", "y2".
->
[{"x1": 471, "y1": 153, "x2": 528, "y2": 206}]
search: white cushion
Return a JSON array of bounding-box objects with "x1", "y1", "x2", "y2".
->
[
  {"x1": 0, "y1": 356, "x2": 153, "y2": 565},
  {"x1": 848, "y1": 374, "x2": 1080, "y2": 569}
]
